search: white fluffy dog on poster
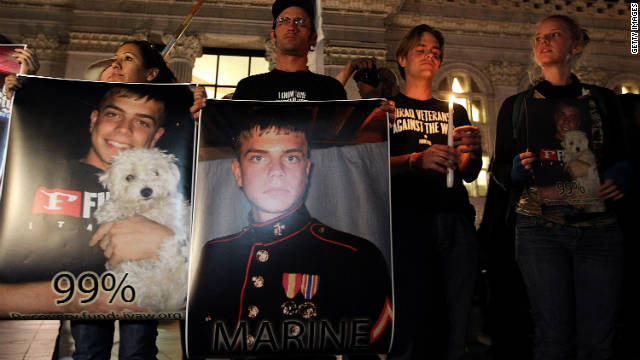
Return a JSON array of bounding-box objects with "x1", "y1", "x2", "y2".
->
[
  {"x1": 561, "y1": 130, "x2": 604, "y2": 212},
  {"x1": 95, "y1": 148, "x2": 190, "y2": 312}
]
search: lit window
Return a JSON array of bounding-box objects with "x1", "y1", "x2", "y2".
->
[
  {"x1": 192, "y1": 50, "x2": 269, "y2": 99},
  {"x1": 437, "y1": 72, "x2": 489, "y2": 198},
  {"x1": 451, "y1": 77, "x2": 464, "y2": 93},
  {"x1": 438, "y1": 74, "x2": 485, "y2": 123},
  {"x1": 613, "y1": 82, "x2": 640, "y2": 95}
]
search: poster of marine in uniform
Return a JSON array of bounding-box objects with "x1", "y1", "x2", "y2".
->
[
  {"x1": 187, "y1": 99, "x2": 393, "y2": 357},
  {"x1": 526, "y1": 97, "x2": 606, "y2": 214},
  {"x1": 0, "y1": 76, "x2": 196, "y2": 320}
]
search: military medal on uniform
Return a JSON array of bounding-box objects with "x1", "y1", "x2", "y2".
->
[{"x1": 281, "y1": 273, "x2": 319, "y2": 319}]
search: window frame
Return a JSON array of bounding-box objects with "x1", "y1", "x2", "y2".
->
[{"x1": 193, "y1": 47, "x2": 269, "y2": 99}]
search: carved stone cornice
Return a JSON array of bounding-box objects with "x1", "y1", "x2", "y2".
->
[
  {"x1": 390, "y1": 14, "x2": 533, "y2": 38},
  {"x1": 324, "y1": 46, "x2": 387, "y2": 66},
  {"x1": 384, "y1": 0, "x2": 404, "y2": 16},
  {"x1": 575, "y1": 66, "x2": 610, "y2": 87},
  {"x1": 411, "y1": 0, "x2": 629, "y2": 18},
  {"x1": 162, "y1": 34, "x2": 202, "y2": 62},
  {"x1": 172, "y1": 0, "x2": 403, "y2": 16},
  {"x1": 0, "y1": 0, "x2": 70, "y2": 7},
  {"x1": 323, "y1": 0, "x2": 397, "y2": 15},
  {"x1": 388, "y1": 14, "x2": 627, "y2": 43},
  {"x1": 194, "y1": 0, "x2": 271, "y2": 6},
  {"x1": 21, "y1": 34, "x2": 63, "y2": 61},
  {"x1": 484, "y1": 60, "x2": 526, "y2": 87},
  {"x1": 68, "y1": 32, "x2": 148, "y2": 52}
]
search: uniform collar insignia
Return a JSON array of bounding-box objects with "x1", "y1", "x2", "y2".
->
[
  {"x1": 249, "y1": 205, "x2": 312, "y2": 242},
  {"x1": 274, "y1": 222, "x2": 286, "y2": 236}
]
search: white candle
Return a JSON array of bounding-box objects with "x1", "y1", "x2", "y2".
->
[{"x1": 447, "y1": 94, "x2": 455, "y2": 188}]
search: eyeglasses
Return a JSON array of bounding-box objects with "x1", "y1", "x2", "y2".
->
[{"x1": 275, "y1": 16, "x2": 309, "y2": 27}]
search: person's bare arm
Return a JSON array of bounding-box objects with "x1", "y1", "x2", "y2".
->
[
  {"x1": 0, "y1": 281, "x2": 60, "y2": 316},
  {"x1": 3, "y1": 48, "x2": 40, "y2": 99},
  {"x1": 90, "y1": 215, "x2": 173, "y2": 267},
  {"x1": 391, "y1": 145, "x2": 458, "y2": 176},
  {"x1": 14, "y1": 48, "x2": 39, "y2": 75},
  {"x1": 3, "y1": 75, "x2": 19, "y2": 99},
  {"x1": 190, "y1": 86, "x2": 206, "y2": 123},
  {"x1": 334, "y1": 57, "x2": 376, "y2": 86}
]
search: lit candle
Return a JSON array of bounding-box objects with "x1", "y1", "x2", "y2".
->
[{"x1": 447, "y1": 94, "x2": 455, "y2": 188}]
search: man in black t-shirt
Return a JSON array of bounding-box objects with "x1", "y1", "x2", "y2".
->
[
  {"x1": 232, "y1": 0, "x2": 346, "y2": 101},
  {"x1": 387, "y1": 24, "x2": 482, "y2": 360}
]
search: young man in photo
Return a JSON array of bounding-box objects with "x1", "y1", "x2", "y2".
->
[
  {"x1": 187, "y1": 112, "x2": 392, "y2": 358},
  {"x1": 0, "y1": 85, "x2": 176, "y2": 359}
]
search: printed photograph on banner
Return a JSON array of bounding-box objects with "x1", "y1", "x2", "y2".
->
[
  {"x1": 0, "y1": 76, "x2": 196, "y2": 320},
  {"x1": 0, "y1": 44, "x2": 25, "y2": 76},
  {"x1": 187, "y1": 99, "x2": 393, "y2": 357},
  {"x1": 526, "y1": 97, "x2": 605, "y2": 215},
  {"x1": 0, "y1": 44, "x2": 27, "y2": 189}
]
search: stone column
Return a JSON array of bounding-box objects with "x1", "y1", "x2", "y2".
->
[
  {"x1": 22, "y1": 34, "x2": 64, "y2": 78},
  {"x1": 162, "y1": 34, "x2": 202, "y2": 83},
  {"x1": 264, "y1": 39, "x2": 276, "y2": 71},
  {"x1": 484, "y1": 60, "x2": 526, "y2": 155}
]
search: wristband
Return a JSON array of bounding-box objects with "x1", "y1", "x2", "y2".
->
[
  {"x1": 408, "y1": 153, "x2": 417, "y2": 171},
  {"x1": 511, "y1": 154, "x2": 532, "y2": 183}
]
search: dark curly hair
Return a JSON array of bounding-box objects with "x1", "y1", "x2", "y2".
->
[{"x1": 119, "y1": 40, "x2": 177, "y2": 83}]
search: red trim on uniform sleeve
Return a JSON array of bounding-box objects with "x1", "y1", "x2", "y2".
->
[
  {"x1": 310, "y1": 224, "x2": 358, "y2": 252},
  {"x1": 237, "y1": 243, "x2": 258, "y2": 326},
  {"x1": 370, "y1": 296, "x2": 393, "y2": 343}
]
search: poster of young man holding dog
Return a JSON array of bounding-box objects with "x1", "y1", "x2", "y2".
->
[
  {"x1": 0, "y1": 76, "x2": 195, "y2": 319},
  {"x1": 525, "y1": 98, "x2": 607, "y2": 217},
  {"x1": 187, "y1": 101, "x2": 393, "y2": 358}
]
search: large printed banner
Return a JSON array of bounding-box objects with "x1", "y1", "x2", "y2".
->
[
  {"x1": 0, "y1": 44, "x2": 26, "y2": 187},
  {"x1": 0, "y1": 76, "x2": 196, "y2": 320},
  {"x1": 526, "y1": 97, "x2": 606, "y2": 215},
  {"x1": 187, "y1": 99, "x2": 394, "y2": 357}
]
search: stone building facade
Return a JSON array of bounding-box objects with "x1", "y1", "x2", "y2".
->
[{"x1": 1, "y1": 0, "x2": 637, "y2": 214}]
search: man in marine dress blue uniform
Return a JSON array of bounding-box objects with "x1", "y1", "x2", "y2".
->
[{"x1": 187, "y1": 113, "x2": 392, "y2": 358}]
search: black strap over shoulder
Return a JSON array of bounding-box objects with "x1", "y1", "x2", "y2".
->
[
  {"x1": 583, "y1": 84, "x2": 608, "y2": 120},
  {"x1": 511, "y1": 87, "x2": 535, "y2": 139}
]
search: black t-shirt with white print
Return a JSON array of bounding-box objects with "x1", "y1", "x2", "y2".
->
[
  {"x1": 0, "y1": 160, "x2": 108, "y2": 283},
  {"x1": 232, "y1": 69, "x2": 347, "y2": 101},
  {"x1": 390, "y1": 93, "x2": 474, "y2": 216}
]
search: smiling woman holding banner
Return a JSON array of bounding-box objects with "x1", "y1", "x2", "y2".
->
[{"x1": 492, "y1": 14, "x2": 631, "y2": 360}]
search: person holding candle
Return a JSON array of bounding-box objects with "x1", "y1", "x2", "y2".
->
[
  {"x1": 388, "y1": 24, "x2": 482, "y2": 360},
  {"x1": 492, "y1": 15, "x2": 630, "y2": 360}
]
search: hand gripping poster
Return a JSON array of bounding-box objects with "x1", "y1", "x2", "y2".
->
[
  {"x1": 526, "y1": 97, "x2": 606, "y2": 215},
  {"x1": 0, "y1": 76, "x2": 196, "y2": 320},
  {"x1": 187, "y1": 99, "x2": 393, "y2": 358},
  {"x1": 0, "y1": 44, "x2": 26, "y2": 188}
]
